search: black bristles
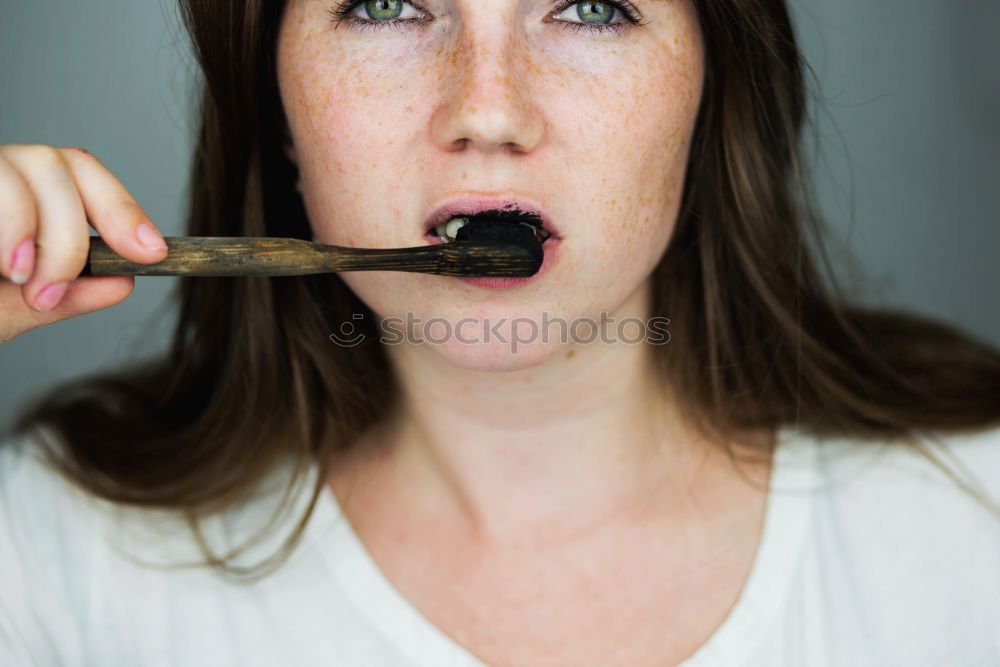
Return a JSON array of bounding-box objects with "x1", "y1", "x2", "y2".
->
[{"x1": 446, "y1": 218, "x2": 544, "y2": 277}]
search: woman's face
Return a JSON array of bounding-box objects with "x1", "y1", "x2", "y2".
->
[{"x1": 276, "y1": 0, "x2": 704, "y2": 370}]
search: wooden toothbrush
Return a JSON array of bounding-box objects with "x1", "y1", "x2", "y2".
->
[{"x1": 80, "y1": 221, "x2": 543, "y2": 278}]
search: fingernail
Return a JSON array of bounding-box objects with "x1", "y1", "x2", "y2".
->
[
  {"x1": 136, "y1": 222, "x2": 167, "y2": 251},
  {"x1": 34, "y1": 282, "x2": 69, "y2": 312},
  {"x1": 10, "y1": 238, "x2": 35, "y2": 285}
]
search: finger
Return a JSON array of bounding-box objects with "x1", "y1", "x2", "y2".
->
[
  {"x1": 59, "y1": 146, "x2": 168, "y2": 263},
  {"x1": 2, "y1": 145, "x2": 89, "y2": 312},
  {"x1": 0, "y1": 152, "x2": 38, "y2": 285},
  {"x1": 0, "y1": 275, "x2": 134, "y2": 344}
]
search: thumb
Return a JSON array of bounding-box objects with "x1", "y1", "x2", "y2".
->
[{"x1": 0, "y1": 275, "x2": 134, "y2": 343}]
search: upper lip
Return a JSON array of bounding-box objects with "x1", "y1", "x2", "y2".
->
[{"x1": 422, "y1": 195, "x2": 561, "y2": 240}]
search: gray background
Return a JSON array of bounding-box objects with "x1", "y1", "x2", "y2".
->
[{"x1": 1, "y1": 0, "x2": 998, "y2": 431}]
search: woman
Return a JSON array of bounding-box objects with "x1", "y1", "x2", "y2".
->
[{"x1": 1, "y1": 0, "x2": 998, "y2": 664}]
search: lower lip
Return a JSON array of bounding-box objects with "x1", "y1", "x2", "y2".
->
[{"x1": 424, "y1": 234, "x2": 561, "y2": 288}]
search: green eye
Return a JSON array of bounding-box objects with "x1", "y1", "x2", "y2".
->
[
  {"x1": 571, "y1": 2, "x2": 616, "y2": 25},
  {"x1": 360, "y1": 0, "x2": 404, "y2": 21},
  {"x1": 328, "y1": 0, "x2": 424, "y2": 31}
]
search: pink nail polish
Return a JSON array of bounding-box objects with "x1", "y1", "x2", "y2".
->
[
  {"x1": 10, "y1": 238, "x2": 35, "y2": 285},
  {"x1": 34, "y1": 282, "x2": 69, "y2": 312},
  {"x1": 136, "y1": 222, "x2": 167, "y2": 251}
]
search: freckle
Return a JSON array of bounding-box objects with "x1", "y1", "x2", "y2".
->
[
  {"x1": 461, "y1": 171, "x2": 468, "y2": 180},
  {"x1": 405, "y1": 105, "x2": 413, "y2": 113},
  {"x1": 565, "y1": 349, "x2": 576, "y2": 360}
]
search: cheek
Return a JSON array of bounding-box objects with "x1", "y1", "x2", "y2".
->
[
  {"x1": 560, "y1": 32, "x2": 704, "y2": 283},
  {"x1": 300, "y1": 96, "x2": 422, "y2": 247},
  {"x1": 632, "y1": 39, "x2": 703, "y2": 251},
  {"x1": 278, "y1": 29, "x2": 432, "y2": 246}
]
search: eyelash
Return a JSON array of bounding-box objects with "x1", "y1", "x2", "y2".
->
[{"x1": 326, "y1": 0, "x2": 647, "y2": 36}]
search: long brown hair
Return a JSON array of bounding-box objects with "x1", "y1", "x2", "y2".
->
[{"x1": 7, "y1": 0, "x2": 1000, "y2": 580}]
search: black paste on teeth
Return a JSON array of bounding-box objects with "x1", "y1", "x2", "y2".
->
[
  {"x1": 453, "y1": 219, "x2": 541, "y2": 248},
  {"x1": 466, "y1": 208, "x2": 544, "y2": 227}
]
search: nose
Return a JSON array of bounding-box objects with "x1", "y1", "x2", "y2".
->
[{"x1": 429, "y1": 21, "x2": 545, "y2": 155}]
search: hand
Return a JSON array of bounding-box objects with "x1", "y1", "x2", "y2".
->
[{"x1": 0, "y1": 145, "x2": 169, "y2": 343}]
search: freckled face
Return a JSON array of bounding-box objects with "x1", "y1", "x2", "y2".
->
[{"x1": 276, "y1": 0, "x2": 704, "y2": 370}]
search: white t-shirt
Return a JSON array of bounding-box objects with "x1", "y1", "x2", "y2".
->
[{"x1": 1, "y1": 421, "x2": 998, "y2": 666}]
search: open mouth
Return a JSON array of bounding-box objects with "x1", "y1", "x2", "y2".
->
[{"x1": 427, "y1": 208, "x2": 553, "y2": 245}]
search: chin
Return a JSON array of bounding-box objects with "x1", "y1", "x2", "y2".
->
[
  {"x1": 426, "y1": 336, "x2": 563, "y2": 373},
  {"x1": 362, "y1": 283, "x2": 581, "y2": 371}
]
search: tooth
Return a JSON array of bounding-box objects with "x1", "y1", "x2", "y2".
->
[
  {"x1": 433, "y1": 217, "x2": 469, "y2": 243},
  {"x1": 517, "y1": 221, "x2": 550, "y2": 243},
  {"x1": 445, "y1": 217, "x2": 468, "y2": 239}
]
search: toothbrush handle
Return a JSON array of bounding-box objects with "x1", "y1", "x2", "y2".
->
[{"x1": 80, "y1": 236, "x2": 542, "y2": 278}]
